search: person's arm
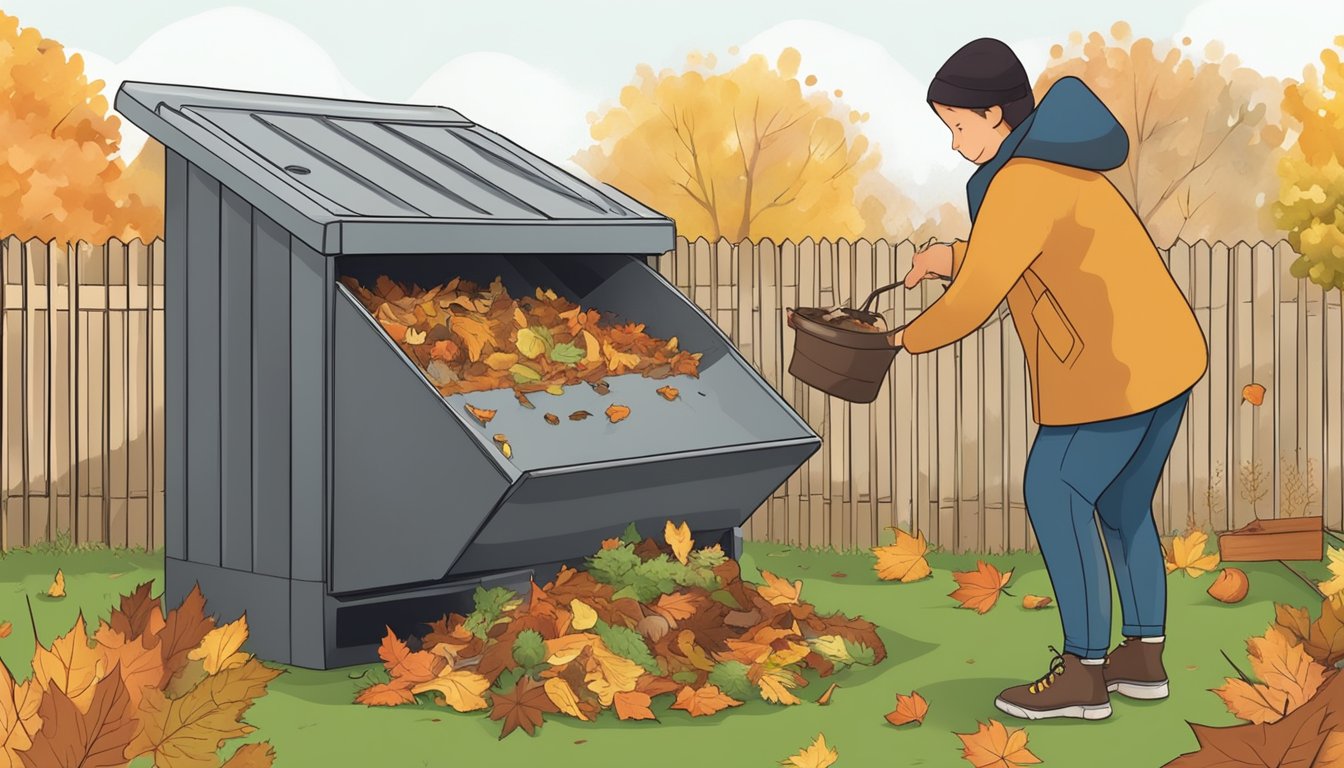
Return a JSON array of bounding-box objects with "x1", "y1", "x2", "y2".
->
[
  {"x1": 900, "y1": 159, "x2": 1070, "y2": 354},
  {"x1": 950, "y1": 240, "x2": 968, "y2": 279}
]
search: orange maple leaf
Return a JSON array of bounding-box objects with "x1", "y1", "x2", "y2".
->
[
  {"x1": 355, "y1": 682, "x2": 416, "y2": 707},
  {"x1": 30, "y1": 613, "x2": 105, "y2": 713},
  {"x1": 651, "y1": 593, "x2": 701, "y2": 624},
  {"x1": 872, "y1": 527, "x2": 932, "y2": 583},
  {"x1": 758, "y1": 570, "x2": 803, "y2": 606},
  {"x1": 1213, "y1": 626, "x2": 1327, "y2": 723},
  {"x1": 949, "y1": 561, "x2": 1014, "y2": 614},
  {"x1": 884, "y1": 691, "x2": 929, "y2": 726},
  {"x1": 956, "y1": 719, "x2": 1043, "y2": 768},
  {"x1": 378, "y1": 627, "x2": 444, "y2": 687},
  {"x1": 669, "y1": 684, "x2": 743, "y2": 717},
  {"x1": 613, "y1": 690, "x2": 658, "y2": 721}
]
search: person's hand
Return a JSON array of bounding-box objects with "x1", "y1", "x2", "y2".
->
[{"x1": 903, "y1": 242, "x2": 954, "y2": 288}]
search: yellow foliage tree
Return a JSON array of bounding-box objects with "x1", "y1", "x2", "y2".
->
[
  {"x1": 0, "y1": 11, "x2": 161, "y2": 242},
  {"x1": 576, "y1": 48, "x2": 914, "y2": 242},
  {"x1": 1275, "y1": 36, "x2": 1344, "y2": 292},
  {"x1": 1037, "y1": 22, "x2": 1287, "y2": 248}
]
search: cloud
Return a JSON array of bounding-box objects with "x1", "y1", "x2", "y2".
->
[
  {"x1": 738, "y1": 20, "x2": 974, "y2": 212},
  {"x1": 73, "y1": 6, "x2": 364, "y2": 161},
  {"x1": 1178, "y1": 0, "x2": 1344, "y2": 80},
  {"x1": 410, "y1": 52, "x2": 598, "y2": 175}
]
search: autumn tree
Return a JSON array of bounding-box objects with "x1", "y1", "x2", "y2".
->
[
  {"x1": 1274, "y1": 36, "x2": 1344, "y2": 292},
  {"x1": 1036, "y1": 22, "x2": 1287, "y2": 248},
  {"x1": 0, "y1": 11, "x2": 161, "y2": 242},
  {"x1": 576, "y1": 48, "x2": 921, "y2": 242}
]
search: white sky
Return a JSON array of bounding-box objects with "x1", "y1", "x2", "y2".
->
[{"x1": 10, "y1": 0, "x2": 1342, "y2": 211}]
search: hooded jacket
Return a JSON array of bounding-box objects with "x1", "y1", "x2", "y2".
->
[{"x1": 901, "y1": 77, "x2": 1208, "y2": 425}]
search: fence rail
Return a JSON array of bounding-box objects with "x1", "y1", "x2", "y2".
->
[{"x1": 2, "y1": 236, "x2": 1340, "y2": 554}]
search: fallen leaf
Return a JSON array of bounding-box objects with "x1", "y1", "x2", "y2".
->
[
  {"x1": 0, "y1": 622, "x2": 10, "y2": 639},
  {"x1": 543, "y1": 677, "x2": 586, "y2": 720},
  {"x1": 1304, "y1": 598, "x2": 1344, "y2": 666},
  {"x1": 515, "y1": 391, "x2": 535, "y2": 409},
  {"x1": 21, "y1": 669, "x2": 136, "y2": 768},
  {"x1": 815, "y1": 683, "x2": 838, "y2": 705},
  {"x1": 516, "y1": 328, "x2": 547, "y2": 359},
  {"x1": 780, "y1": 733, "x2": 838, "y2": 768},
  {"x1": 105, "y1": 581, "x2": 166, "y2": 642},
  {"x1": 404, "y1": 328, "x2": 427, "y2": 345},
  {"x1": 544, "y1": 413, "x2": 560, "y2": 425},
  {"x1": 872, "y1": 527, "x2": 932, "y2": 582},
  {"x1": 187, "y1": 614, "x2": 252, "y2": 675},
  {"x1": 1166, "y1": 530, "x2": 1221, "y2": 577},
  {"x1": 490, "y1": 675, "x2": 558, "y2": 739},
  {"x1": 758, "y1": 570, "x2": 803, "y2": 606},
  {"x1": 602, "y1": 340, "x2": 640, "y2": 373},
  {"x1": 613, "y1": 690, "x2": 657, "y2": 721},
  {"x1": 378, "y1": 627, "x2": 443, "y2": 687},
  {"x1": 956, "y1": 719, "x2": 1043, "y2": 768},
  {"x1": 450, "y1": 315, "x2": 492, "y2": 362},
  {"x1": 949, "y1": 562, "x2": 1014, "y2": 614},
  {"x1": 657, "y1": 386, "x2": 679, "y2": 401},
  {"x1": 1022, "y1": 595, "x2": 1053, "y2": 610},
  {"x1": 606, "y1": 404, "x2": 632, "y2": 423},
  {"x1": 664, "y1": 521, "x2": 693, "y2": 565},
  {"x1": 885, "y1": 691, "x2": 929, "y2": 726},
  {"x1": 1320, "y1": 548, "x2": 1344, "y2": 602},
  {"x1": 756, "y1": 666, "x2": 802, "y2": 705},
  {"x1": 465, "y1": 404, "x2": 496, "y2": 426},
  {"x1": 354, "y1": 682, "x2": 416, "y2": 707},
  {"x1": 1213, "y1": 626, "x2": 1327, "y2": 723},
  {"x1": 93, "y1": 625, "x2": 165, "y2": 710},
  {"x1": 1242, "y1": 383, "x2": 1267, "y2": 406},
  {"x1": 500, "y1": 442, "x2": 513, "y2": 459},
  {"x1": 31, "y1": 613, "x2": 105, "y2": 713},
  {"x1": 411, "y1": 668, "x2": 491, "y2": 713},
  {"x1": 669, "y1": 684, "x2": 743, "y2": 717},
  {"x1": 589, "y1": 380, "x2": 610, "y2": 395},
  {"x1": 1, "y1": 659, "x2": 33, "y2": 764},
  {"x1": 569, "y1": 410, "x2": 592, "y2": 421},
  {"x1": 221, "y1": 742, "x2": 277, "y2": 768},
  {"x1": 127, "y1": 657, "x2": 282, "y2": 767},
  {"x1": 570, "y1": 600, "x2": 598, "y2": 631},
  {"x1": 651, "y1": 593, "x2": 700, "y2": 624},
  {"x1": 485, "y1": 352, "x2": 519, "y2": 371},
  {"x1": 46, "y1": 570, "x2": 65, "y2": 599}
]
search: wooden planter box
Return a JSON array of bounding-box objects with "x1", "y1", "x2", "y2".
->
[{"x1": 1218, "y1": 516, "x2": 1324, "y2": 562}]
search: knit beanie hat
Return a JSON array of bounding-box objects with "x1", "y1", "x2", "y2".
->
[{"x1": 927, "y1": 38, "x2": 1030, "y2": 108}]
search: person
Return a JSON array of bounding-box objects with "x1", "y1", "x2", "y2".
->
[{"x1": 887, "y1": 38, "x2": 1209, "y2": 721}]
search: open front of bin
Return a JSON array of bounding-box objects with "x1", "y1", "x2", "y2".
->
[
  {"x1": 332, "y1": 251, "x2": 820, "y2": 596},
  {"x1": 114, "y1": 79, "x2": 820, "y2": 668}
]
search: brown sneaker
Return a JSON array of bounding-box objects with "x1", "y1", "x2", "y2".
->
[
  {"x1": 1103, "y1": 637, "x2": 1169, "y2": 700},
  {"x1": 994, "y1": 646, "x2": 1111, "y2": 720}
]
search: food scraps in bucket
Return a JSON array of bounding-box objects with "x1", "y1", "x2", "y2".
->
[{"x1": 816, "y1": 306, "x2": 887, "y2": 333}]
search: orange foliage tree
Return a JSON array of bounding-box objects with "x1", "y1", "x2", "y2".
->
[
  {"x1": 0, "y1": 11, "x2": 162, "y2": 243},
  {"x1": 1037, "y1": 22, "x2": 1287, "y2": 248},
  {"x1": 1274, "y1": 36, "x2": 1344, "y2": 292},
  {"x1": 576, "y1": 48, "x2": 921, "y2": 242}
]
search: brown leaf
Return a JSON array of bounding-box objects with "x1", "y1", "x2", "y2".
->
[
  {"x1": 669, "y1": 684, "x2": 742, "y2": 717},
  {"x1": 515, "y1": 391, "x2": 535, "y2": 409},
  {"x1": 156, "y1": 585, "x2": 217, "y2": 686},
  {"x1": 569, "y1": 410, "x2": 592, "y2": 421},
  {"x1": 613, "y1": 690, "x2": 657, "y2": 721},
  {"x1": 20, "y1": 669, "x2": 136, "y2": 768},
  {"x1": 949, "y1": 561, "x2": 1014, "y2": 614},
  {"x1": 465, "y1": 404, "x2": 496, "y2": 426},
  {"x1": 1, "y1": 659, "x2": 33, "y2": 765},
  {"x1": 221, "y1": 742, "x2": 277, "y2": 768},
  {"x1": 489, "y1": 675, "x2": 558, "y2": 739},
  {"x1": 885, "y1": 691, "x2": 929, "y2": 726},
  {"x1": 590, "y1": 380, "x2": 611, "y2": 395},
  {"x1": 544, "y1": 413, "x2": 560, "y2": 425},
  {"x1": 606, "y1": 404, "x2": 632, "y2": 423},
  {"x1": 107, "y1": 581, "x2": 166, "y2": 642}
]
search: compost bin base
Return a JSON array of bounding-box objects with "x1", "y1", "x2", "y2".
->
[{"x1": 165, "y1": 526, "x2": 743, "y2": 670}]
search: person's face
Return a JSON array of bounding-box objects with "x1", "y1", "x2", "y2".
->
[{"x1": 933, "y1": 103, "x2": 1009, "y2": 165}]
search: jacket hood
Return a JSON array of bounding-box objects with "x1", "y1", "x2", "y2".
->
[{"x1": 965, "y1": 76, "x2": 1128, "y2": 222}]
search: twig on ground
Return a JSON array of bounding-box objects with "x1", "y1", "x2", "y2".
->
[{"x1": 1277, "y1": 559, "x2": 1327, "y2": 598}]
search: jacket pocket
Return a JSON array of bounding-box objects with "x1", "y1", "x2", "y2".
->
[{"x1": 1031, "y1": 290, "x2": 1083, "y2": 365}]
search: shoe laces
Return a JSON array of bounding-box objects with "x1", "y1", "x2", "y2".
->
[{"x1": 1028, "y1": 646, "x2": 1068, "y2": 694}]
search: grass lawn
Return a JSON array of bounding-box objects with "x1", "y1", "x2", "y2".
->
[{"x1": 0, "y1": 536, "x2": 1331, "y2": 767}]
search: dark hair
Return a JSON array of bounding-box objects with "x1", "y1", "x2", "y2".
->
[{"x1": 927, "y1": 38, "x2": 1035, "y2": 129}]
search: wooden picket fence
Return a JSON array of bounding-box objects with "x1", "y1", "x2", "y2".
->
[{"x1": 1, "y1": 236, "x2": 1341, "y2": 554}]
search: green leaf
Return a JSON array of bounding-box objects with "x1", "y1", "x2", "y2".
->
[
  {"x1": 594, "y1": 621, "x2": 661, "y2": 675},
  {"x1": 611, "y1": 585, "x2": 641, "y2": 603},
  {"x1": 512, "y1": 629, "x2": 547, "y2": 669},
  {"x1": 530, "y1": 325, "x2": 555, "y2": 350},
  {"x1": 670, "y1": 670, "x2": 699, "y2": 685},
  {"x1": 688, "y1": 547, "x2": 728, "y2": 571},
  {"x1": 628, "y1": 556, "x2": 686, "y2": 602},
  {"x1": 708, "y1": 661, "x2": 755, "y2": 700},
  {"x1": 509, "y1": 363, "x2": 542, "y2": 383},
  {"x1": 709, "y1": 589, "x2": 742, "y2": 609},
  {"x1": 548, "y1": 342, "x2": 584, "y2": 364},
  {"x1": 464, "y1": 585, "x2": 521, "y2": 639},
  {"x1": 586, "y1": 544, "x2": 642, "y2": 585},
  {"x1": 619, "y1": 522, "x2": 642, "y2": 545},
  {"x1": 843, "y1": 639, "x2": 877, "y2": 667},
  {"x1": 492, "y1": 667, "x2": 526, "y2": 692}
]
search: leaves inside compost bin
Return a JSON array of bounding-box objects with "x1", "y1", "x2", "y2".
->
[
  {"x1": 606, "y1": 404, "x2": 631, "y2": 423},
  {"x1": 341, "y1": 274, "x2": 704, "y2": 396},
  {"x1": 465, "y1": 404, "x2": 496, "y2": 426},
  {"x1": 656, "y1": 386, "x2": 679, "y2": 401},
  {"x1": 544, "y1": 413, "x2": 560, "y2": 425}
]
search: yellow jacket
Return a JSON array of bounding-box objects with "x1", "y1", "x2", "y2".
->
[{"x1": 901, "y1": 157, "x2": 1208, "y2": 426}]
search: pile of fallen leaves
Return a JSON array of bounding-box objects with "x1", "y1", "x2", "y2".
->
[
  {"x1": 1168, "y1": 593, "x2": 1344, "y2": 766},
  {"x1": 340, "y1": 274, "x2": 702, "y2": 396},
  {"x1": 1, "y1": 582, "x2": 280, "y2": 767},
  {"x1": 353, "y1": 520, "x2": 886, "y2": 738}
]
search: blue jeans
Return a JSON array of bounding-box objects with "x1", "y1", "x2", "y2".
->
[{"x1": 1023, "y1": 389, "x2": 1189, "y2": 659}]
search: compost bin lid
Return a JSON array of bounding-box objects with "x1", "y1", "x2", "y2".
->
[{"x1": 115, "y1": 81, "x2": 674, "y2": 256}]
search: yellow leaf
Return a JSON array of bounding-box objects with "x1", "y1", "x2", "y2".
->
[
  {"x1": 411, "y1": 668, "x2": 491, "y2": 713},
  {"x1": 516, "y1": 328, "x2": 546, "y2": 359},
  {"x1": 807, "y1": 635, "x2": 853, "y2": 664},
  {"x1": 47, "y1": 569, "x2": 66, "y2": 598},
  {"x1": 582, "y1": 330, "x2": 602, "y2": 365},
  {"x1": 1320, "y1": 547, "x2": 1344, "y2": 600},
  {"x1": 1213, "y1": 625, "x2": 1327, "y2": 723},
  {"x1": 31, "y1": 614, "x2": 104, "y2": 713},
  {"x1": 127, "y1": 657, "x2": 283, "y2": 768},
  {"x1": 404, "y1": 327, "x2": 427, "y2": 345},
  {"x1": 585, "y1": 640, "x2": 645, "y2": 707},
  {"x1": 546, "y1": 384, "x2": 564, "y2": 396},
  {"x1": 485, "y1": 352, "x2": 519, "y2": 371},
  {"x1": 758, "y1": 570, "x2": 803, "y2": 606},
  {"x1": 675, "y1": 630, "x2": 716, "y2": 672},
  {"x1": 602, "y1": 339, "x2": 640, "y2": 373},
  {"x1": 513, "y1": 308, "x2": 528, "y2": 328},
  {"x1": 221, "y1": 741, "x2": 277, "y2": 768},
  {"x1": 664, "y1": 521, "x2": 693, "y2": 564},
  {"x1": 1022, "y1": 595, "x2": 1053, "y2": 610},
  {"x1": 756, "y1": 666, "x2": 802, "y2": 705},
  {"x1": 0, "y1": 659, "x2": 33, "y2": 764},
  {"x1": 570, "y1": 599, "x2": 598, "y2": 631},
  {"x1": 187, "y1": 614, "x2": 253, "y2": 675},
  {"x1": 780, "y1": 733, "x2": 838, "y2": 768},
  {"x1": 545, "y1": 633, "x2": 599, "y2": 666},
  {"x1": 767, "y1": 641, "x2": 812, "y2": 668},
  {"x1": 1166, "y1": 530, "x2": 1221, "y2": 577},
  {"x1": 956, "y1": 719, "x2": 1043, "y2": 768},
  {"x1": 543, "y1": 677, "x2": 586, "y2": 720},
  {"x1": 872, "y1": 527, "x2": 932, "y2": 582},
  {"x1": 666, "y1": 336, "x2": 679, "y2": 352}
]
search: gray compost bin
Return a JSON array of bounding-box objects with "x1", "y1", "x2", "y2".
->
[{"x1": 115, "y1": 81, "x2": 821, "y2": 669}]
